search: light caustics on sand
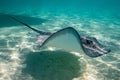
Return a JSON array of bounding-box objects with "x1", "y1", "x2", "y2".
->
[{"x1": 0, "y1": 13, "x2": 115, "y2": 80}]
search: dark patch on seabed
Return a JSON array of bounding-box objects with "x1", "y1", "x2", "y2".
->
[{"x1": 22, "y1": 50, "x2": 81, "y2": 80}]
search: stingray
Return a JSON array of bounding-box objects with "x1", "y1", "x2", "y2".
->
[{"x1": 9, "y1": 16, "x2": 110, "y2": 57}]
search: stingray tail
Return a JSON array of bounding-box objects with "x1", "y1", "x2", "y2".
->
[{"x1": 8, "y1": 16, "x2": 52, "y2": 35}]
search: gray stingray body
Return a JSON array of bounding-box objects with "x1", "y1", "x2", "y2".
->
[{"x1": 9, "y1": 16, "x2": 110, "y2": 57}]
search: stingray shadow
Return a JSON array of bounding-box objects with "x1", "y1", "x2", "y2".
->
[
  {"x1": 0, "y1": 13, "x2": 47, "y2": 28},
  {"x1": 22, "y1": 50, "x2": 81, "y2": 80}
]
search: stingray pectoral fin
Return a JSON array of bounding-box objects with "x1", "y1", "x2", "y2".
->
[
  {"x1": 40, "y1": 27, "x2": 110, "y2": 58},
  {"x1": 40, "y1": 27, "x2": 85, "y2": 56}
]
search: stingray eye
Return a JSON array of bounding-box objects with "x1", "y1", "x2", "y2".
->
[
  {"x1": 86, "y1": 40, "x2": 93, "y2": 45},
  {"x1": 89, "y1": 40, "x2": 93, "y2": 44}
]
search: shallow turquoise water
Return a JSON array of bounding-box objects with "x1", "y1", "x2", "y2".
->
[{"x1": 0, "y1": 0, "x2": 120, "y2": 80}]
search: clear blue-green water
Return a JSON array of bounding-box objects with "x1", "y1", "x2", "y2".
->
[{"x1": 0, "y1": 0, "x2": 120, "y2": 80}]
